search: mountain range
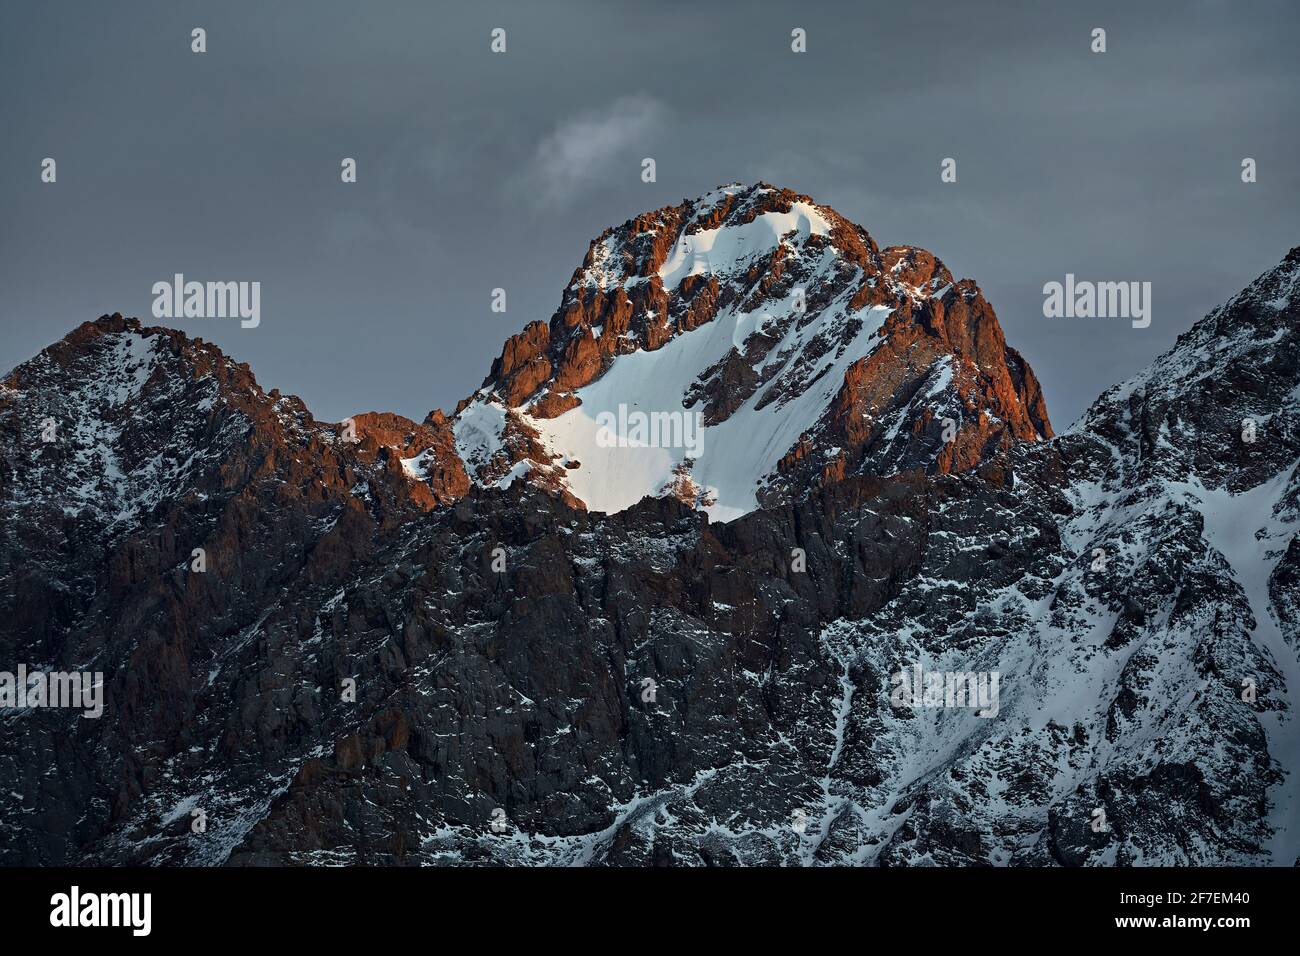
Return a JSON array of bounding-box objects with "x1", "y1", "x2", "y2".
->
[{"x1": 1, "y1": 183, "x2": 1297, "y2": 866}]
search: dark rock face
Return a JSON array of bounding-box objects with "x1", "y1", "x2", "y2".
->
[{"x1": 1, "y1": 232, "x2": 1297, "y2": 864}]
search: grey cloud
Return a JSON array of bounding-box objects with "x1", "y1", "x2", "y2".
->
[{"x1": 517, "y1": 95, "x2": 668, "y2": 209}]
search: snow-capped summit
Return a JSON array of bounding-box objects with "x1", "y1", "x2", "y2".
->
[{"x1": 444, "y1": 183, "x2": 1051, "y2": 519}]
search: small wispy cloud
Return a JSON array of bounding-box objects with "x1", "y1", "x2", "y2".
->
[{"x1": 517, "y1": 95, "x2": 668, "y2": 208}]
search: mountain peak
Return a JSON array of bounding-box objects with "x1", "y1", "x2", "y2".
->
[
  {"x1": 447, "y1": 184, "x2": 1051, "y2": 519},
  {"x1": 1075, "y1": 245, "x2": 1300, "y2": 495},
  {"x1": 0, "y1": 314, "x2": 468, "y2": 539}
]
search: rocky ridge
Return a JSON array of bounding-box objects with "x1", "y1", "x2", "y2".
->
[{"x1": 1, "y1": 196, "x2": 1296, "y2": 867}]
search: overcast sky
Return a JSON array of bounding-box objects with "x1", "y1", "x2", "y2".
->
[{"x1": 2, "y1": 0, "x2": 1296, "y2": 429}]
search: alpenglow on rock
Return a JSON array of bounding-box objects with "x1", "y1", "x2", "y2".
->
[{"x1": 437, "y1": 183, "x2": 1051, "y2": 519}]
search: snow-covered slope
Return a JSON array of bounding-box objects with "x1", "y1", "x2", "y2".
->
[{"x1": 442, "y1": 183, "x2": 1051, "y2": 518}]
